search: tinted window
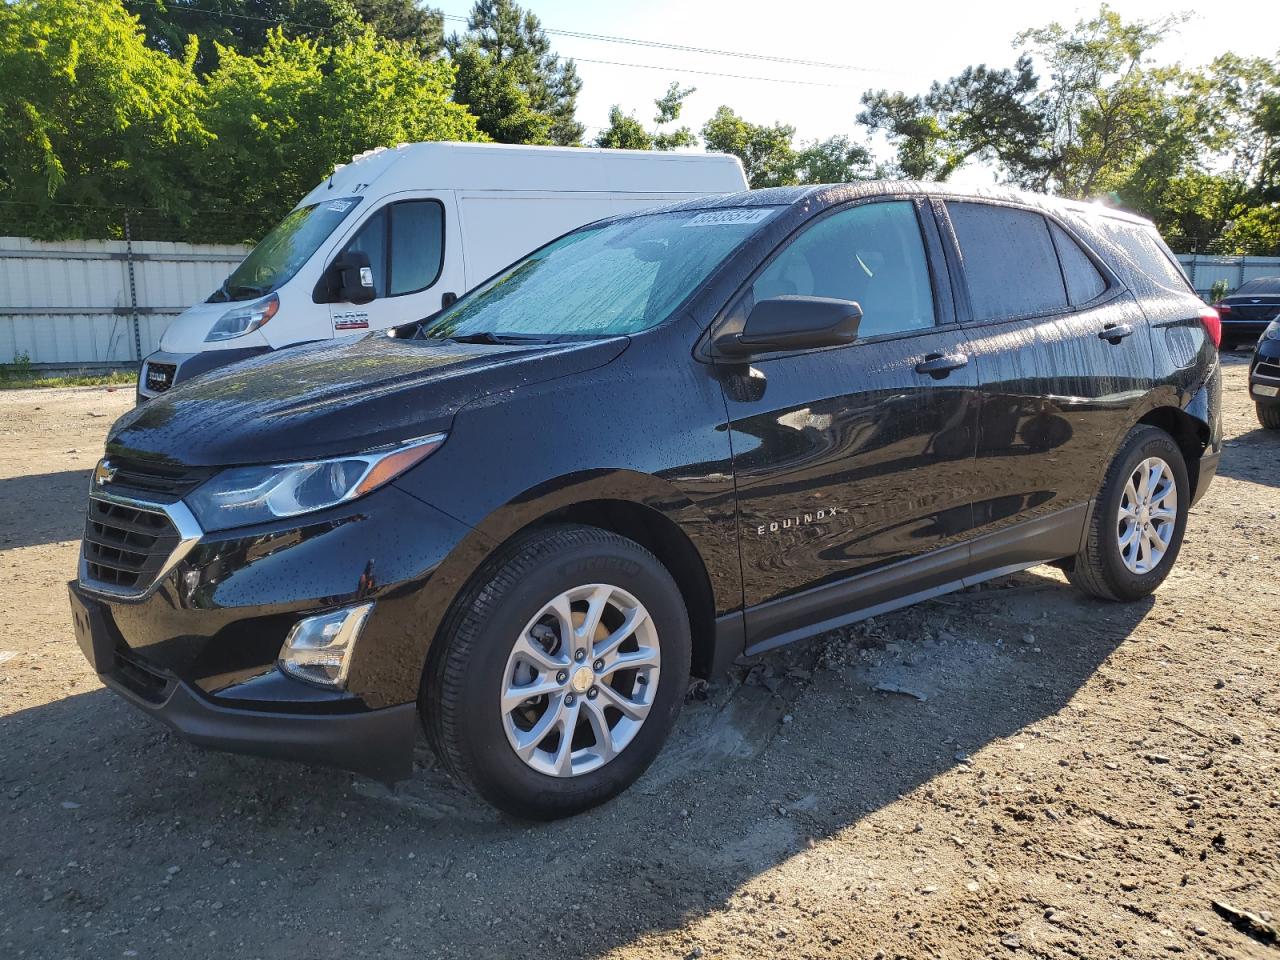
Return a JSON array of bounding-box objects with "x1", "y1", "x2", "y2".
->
[
  {"x1": 389, "y1": 200, "x2": 444, "y2": 295},
  {"x1": 948, "y1": 202, "x2": 1068, "y2": 321},
  {"x1": 1234, "y1": 277, "x2": 1280, "y2": 296},
  {"x1": 752, "y1": 201, "x2": 935, "y2": 338},
  {"x1": 1094, "y1": 219, "x2": 1192, "y2": 294},
  {"x1": 1049, "y1": 221, "x2": 1107, "y2": 305},
  {"x1": 342, "y1": 208, "x2": 387, "y2": 298}
]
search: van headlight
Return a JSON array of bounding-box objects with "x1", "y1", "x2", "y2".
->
[
  {"x1": 186, "y1": 433, "x2": 446, "y2": 532},
  {"x1": 205, "y1": 294, "x2": 279, "y2": 342}
]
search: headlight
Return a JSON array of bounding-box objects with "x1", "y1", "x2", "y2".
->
[
  {"x1": 1263, "y1": 320, "x2": 1280, "y2": 341},
  {"x1": 205, "y1": 294, "x2": 279, "y2": 342},
  {"x1": 186, "y1": 433, "x2": 446, "y2": 532}
]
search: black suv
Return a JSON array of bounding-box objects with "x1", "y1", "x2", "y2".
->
[
  {"x1": 1250, "y1": 316, "x2": 1280, "y2": 428},
  {"x1": 69, "y1": 184, "x2": 1222, "y2": 819}
]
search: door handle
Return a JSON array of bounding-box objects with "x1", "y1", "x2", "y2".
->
[
  {"x1": 1099, "y1": 322, "x2": 1134, "y2": 344},
  {"x1": 915, "y1": 353, "x2": 969, "y2": 379}
]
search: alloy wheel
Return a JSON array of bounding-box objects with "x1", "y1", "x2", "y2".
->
[{"x1": 1116, "y1": 456, "x2": 1177, "y2": 575}]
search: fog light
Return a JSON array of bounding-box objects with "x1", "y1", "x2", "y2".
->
[{"x1": 278, "y1": 602, "x2": 373, "y2": 689}]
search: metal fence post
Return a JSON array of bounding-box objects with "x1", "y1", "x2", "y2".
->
[{"x1": 124, "y1": 210, "x2": 142, "y2": 363}]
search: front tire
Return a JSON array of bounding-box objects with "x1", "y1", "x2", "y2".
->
[
  {"x1": 1257, "y1": 402, "x2": 1280, "y2": 430},
  {"x1": 423, "y1": 524, "x2": 691, "y2": 820},
  {"x1": 1067, "y1": 426, "x2": 1190, "y2": 602}
]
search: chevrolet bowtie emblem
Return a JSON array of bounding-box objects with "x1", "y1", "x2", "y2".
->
[{"x1": 93, "y1": 460, "x2": 118, "y2": 487}]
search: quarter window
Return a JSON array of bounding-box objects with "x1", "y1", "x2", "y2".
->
[
  {"x1": 339, "y1": 199, "x2": 445, "y2": 300},
  {"x1": 1049, "y1": 221, "x2": 1107, "y2": 305},
  {"x1": 752, "y1": 201, "x2": 936, "y2": 338},
  {"x1": 947, "y1": 202, "x2": 1068, "y2": 322}
]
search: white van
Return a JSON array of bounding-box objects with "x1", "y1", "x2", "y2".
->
[{"x1": 138, "y1": 141, "x2": 747, "y2": 399}]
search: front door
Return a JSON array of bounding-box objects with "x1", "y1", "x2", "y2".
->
[
  {"x1": 717, "y1": 199, "x2": 981, "y2": 652},
  {"x1": 327, "y1": 193, "x2": 463, "y2": 335}
]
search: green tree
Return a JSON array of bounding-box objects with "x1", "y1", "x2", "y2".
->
[
  {"x1": 447, "y1": 0, "x2": 582, "y2": 145},
  {"x1": 860, "y1": 56, "x2": 1044, "y2": 181},
  {"x1": 0, "y1": 0, "x2": 209, "y2": 229},
  {"x1": 794, "y1": 134, "x2": 876, "y2": 184},
  {"x1": 349, "y1": 0, "x2": 443, "y2": 50},
  {"x1": 595, "y1": 83, "x2": 696, "y2": 151},
  {"x1": 192, "y1": 28, "x2": 482, "y2": 238},
  {"x1": 123, "y1": 0, "x2": 363, "y2": 73},
  {"x1": 701, "y1": 106, "x2": 798, "y2": 187}
]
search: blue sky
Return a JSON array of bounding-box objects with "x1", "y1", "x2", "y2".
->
[{"x1": 440, "y1": 0, "x2": 1280, "y2": 183}]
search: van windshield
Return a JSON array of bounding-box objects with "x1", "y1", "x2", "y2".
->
[
  {"x1": 210, "y1": 197, "x2": 362, "y2": 302},
  {"x1": 419, "y1": 207, "x2": 779, "y2": 341}
]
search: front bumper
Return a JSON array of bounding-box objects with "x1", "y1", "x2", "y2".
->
[
  {"x1": 70, "y1": 482, "x2": 475, "y2": 780},
  {"x1": 1250, "y1": 338, "x2": 1280, "y2": 405},
  {"x1": 137, "y1": 346, "x2": 272, "y2": 402}
]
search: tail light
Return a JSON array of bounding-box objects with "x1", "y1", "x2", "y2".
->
[
  {"x1": 1199, "y1": 305, "x2": 1222, "y2": 349},
  {"x1": 1214, "y1": 302, "x2": 1231, "y2": 314}
]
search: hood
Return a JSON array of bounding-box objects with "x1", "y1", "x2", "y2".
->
[
  {"x1": 109, "y1": 333, "x2": 628, "y2": 467},
  {"x1": 160, "y1": 301, "x2": 268, "y2": 354}
]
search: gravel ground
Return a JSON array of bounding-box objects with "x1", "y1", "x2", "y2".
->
[{"x1": 0, "y1": 356, "x2": 1276, "y2": 960}]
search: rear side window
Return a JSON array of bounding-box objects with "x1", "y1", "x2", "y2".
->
[
  {"x1": 947, "y1": 202, "x2": 1068, "y2": 322},
  {"x1": 340, "y1": 199, "x2": 446, "y2": 299},
  {"x1": 1048, "y1": 222, "x2": 1107, "y2": 305},
  {"x1": 1094, "y1": 219, "x2": 1192, "y2": 294},
  {"x1": 751, "y1": 200, "x2": 936, "y2": 338},
  {"x1": 1234, "y1": 277, "x2": 1280, "y2": 296}
]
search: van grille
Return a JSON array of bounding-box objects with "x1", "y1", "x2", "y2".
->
[{"x1": 82, "y1": 499, "x2": 181, "y2": 590}]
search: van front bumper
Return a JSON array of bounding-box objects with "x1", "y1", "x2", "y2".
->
[{"x1": 137, "y1": 347, "x2": 272, "y2": 402}]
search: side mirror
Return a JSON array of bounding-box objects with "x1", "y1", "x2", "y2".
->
[
  {"x1": 715, "y1": 296, "x2": 862, "y2": 357},
  {"x1": 325, "y1": 251, "x2": 376, "y2": 305}
]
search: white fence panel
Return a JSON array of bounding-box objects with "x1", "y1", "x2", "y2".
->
[
  {"x1": 0, "y1": 236, "x2": 249, "y2": 367},
  {"x1": 1175, "y1": 254, "x2": 1280, "y2": 300}
]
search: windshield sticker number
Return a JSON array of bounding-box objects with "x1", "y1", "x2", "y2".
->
[
  {"x1": 325, "y1": 199, "x2": 355, "y2": 213},
  {"x1": 683, "y1": 209, "x2": 773, "y2": 228}
]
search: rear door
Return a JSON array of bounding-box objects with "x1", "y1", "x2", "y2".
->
[
  {"x1": 939, "y1": 199, "x2": 1153, "y2": 563},
  {"x1": 326, "y1": 192, "x2": 464, "y2": 334},
  {"x1": 717, "y1": 199, "x2": 981, "y2": 651}
]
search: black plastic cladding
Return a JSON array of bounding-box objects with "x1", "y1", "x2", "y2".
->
[{"x1": 80, "y1": 180, "x2": 1221, "y2": 756}]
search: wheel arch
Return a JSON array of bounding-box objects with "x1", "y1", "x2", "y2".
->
[{"x1": 1134, "y1": 404, "x2": 1209, "y2": 493}]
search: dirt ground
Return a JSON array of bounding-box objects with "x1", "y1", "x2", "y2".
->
[{"x1": 0, "y1": 355, "x2": 1276, "y2": 960}]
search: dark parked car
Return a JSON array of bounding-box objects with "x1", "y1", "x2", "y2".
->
[
  {"x1": 1214, "y1": 276, "x2": 1280, "y2": 350},
  {"x1": 1249, "y1": 320, "x2": 1280, "y2": 428},
  {"x1": 69, "y1": 184, "x2": 1222, "y2": 819}
]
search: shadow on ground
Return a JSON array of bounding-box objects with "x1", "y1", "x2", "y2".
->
[
  {"x1": 0, "y1": 569, "x2": 1153, "y2": 959},
  {"x1": 0, "y1": 469, "x2": 90, "y2": 550}
]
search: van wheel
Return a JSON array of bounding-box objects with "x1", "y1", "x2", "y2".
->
[
  {"x1": 422, "y1": 524, "x2": 690, "y2": 820},
  {"x1": 1257, "y1": 403, "x2": 1280, "y2": 430},
  {"x1": 1067, "y1": 426, "x2": 1189, "y2": 602}
]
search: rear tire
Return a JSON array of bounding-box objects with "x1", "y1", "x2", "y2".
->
[
  {"x1": 422, "y1": 524, "x2": 691, "y2": 820},
  {"x1": 1258, "y1": 403, "x2": 1280, "y2": 430},
  {"x1": 1067, "y1": 426, "x2": 1190, "y2": 602}
]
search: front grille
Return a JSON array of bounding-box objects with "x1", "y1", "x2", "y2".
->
[
  {"x1": 83, "y1": 498, "x2": 181, "y2": 590},
  {"x1": 145, "y1": 362, "x2": 176, "y2": 393},
  {"x1": 1255, "y1": 359, "x2": 1280, "y2": 381},
  {"x1": 104, "y1": 456, "x2": 210, "y2": 502}
]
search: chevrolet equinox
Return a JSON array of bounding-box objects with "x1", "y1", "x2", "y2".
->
[{"x1": 70, "y1": 184, "x2": 1223, "y2": 819}]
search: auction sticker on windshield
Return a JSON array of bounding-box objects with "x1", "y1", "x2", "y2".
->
[{"x1": 683, "y1": 209, "x2": 775, "y2": 227}]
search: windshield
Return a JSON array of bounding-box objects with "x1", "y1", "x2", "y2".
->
[
  {"x1": 419, "y1": 207, "x2": 779, "y2": 340},
  {"x1": 211, "y1": 197, "x2": 362, "y2": 302}
]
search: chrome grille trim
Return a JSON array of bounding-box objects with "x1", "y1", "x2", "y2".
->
[{"x1": 78, "y1": 490, "x2": 203, "y2": 600}]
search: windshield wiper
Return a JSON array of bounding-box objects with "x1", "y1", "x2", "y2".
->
[
  {"x1": 228, "y1": 283, "x2": 268, "y2": 300},
  {"x1": 444, "y1": 331, "x2": 555, "y2": 345}
]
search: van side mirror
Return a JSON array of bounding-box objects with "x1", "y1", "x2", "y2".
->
[
  {"x1": 324, "y1": 251, "x2": 376, "y2": 305},
  {"x1": 715, "y1": 296, "x2": 862, "y2": 357}
]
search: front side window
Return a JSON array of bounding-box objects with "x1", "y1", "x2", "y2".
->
[
  {"x1": 751, "y1": 200, "x2": 936, "y2": 338},
  {"x1": 948, "y1": 202, "x2": 1068, "y2": 322},
  {"x1": 420, "y1": 207, "x2": 780, "y2": 340},
  {"x1": 338, "y1": 199, "x2": 445, "y2": 300},
  {"x1": 214, "y1": 197, "x2": 361, "y2": 301}
]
